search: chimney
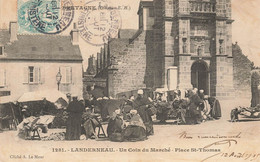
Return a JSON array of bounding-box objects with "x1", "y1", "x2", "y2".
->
[
  {"x1": 70, "y1": 23, "x2": 79, "y2": 45},
  {"x1": 9, "y1": 21, "x2": 18, "y2": 42}
]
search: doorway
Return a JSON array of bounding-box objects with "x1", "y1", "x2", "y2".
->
[{"x1": 191, "y1": 61, "x2": 209, "y2": 95}]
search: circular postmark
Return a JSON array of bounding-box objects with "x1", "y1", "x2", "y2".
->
[
  {"x1": 78, "y1": 0, "x2": 122, "y2": 45},
  {"x1": 26, "y1": 0, "x2": 74, "y2": 34}
]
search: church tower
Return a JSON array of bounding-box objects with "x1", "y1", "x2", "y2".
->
[{"x1": 153, "y1": 0, "x2": 234, "y2": 99}]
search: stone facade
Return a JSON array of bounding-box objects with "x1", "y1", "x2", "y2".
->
[
  {"x1": 233, "y1": 43, "x2": 252, "y2": 98},
  {"x1": 95, "y1": 0, "x2": 237, "y2": 99}
]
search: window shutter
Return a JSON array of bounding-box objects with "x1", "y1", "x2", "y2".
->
[
  {"x1": 34, "y1": 67, "x2": 39, "y2": 83},
  {"x1": 66, "y1": 67, "x2": 72, "y2": 83},
  {"x1": 23, "y1": 67, "x2": 29, "y2": 84},
  {"x1": 39, "y1": 67, "x2": 45, "y2": 84},
  {"x1": 0, "y1": 69, "x2": 5, "y2": 86},
  {"x1": 60, "y1": 67, "x2": 66, "y2": 84},
  {"x1": 4, "y1": 69, "x2": 7, "y2": 86}
]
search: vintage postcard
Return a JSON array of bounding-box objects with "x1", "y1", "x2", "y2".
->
[{"x1": 0, "y1": 0, "x2": 260, "y2": 161}]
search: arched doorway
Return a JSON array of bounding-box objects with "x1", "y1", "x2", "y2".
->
[{"x1": 191, "y1": 61, "x2": 209, "y2": 95}]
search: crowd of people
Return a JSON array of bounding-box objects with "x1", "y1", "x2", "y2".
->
[
  {"x1": 65, "y1": 88, "x2": 222, "y2": 142},
  {"x1": 153, "y1": 88, "x2": 222, "y2": 125},
  {"x1": 64, "y1": 90, "x2": 154, "y2": 142},
  {"x1": 8, "y1": 87, "x2": 222, "y2": 141}
]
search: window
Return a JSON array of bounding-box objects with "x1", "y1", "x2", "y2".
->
[
  {"x1": 23, "y1": 66, "x2": 44, "y2": 84},
  {"x1": 60, "y1": 66, "x2": 72, "y2": 84},
  {"x1": 32, "y1": 47, "x2": 37, "y2": 51},
  {"x1": 149, "y1": 8, "x2": 154, "y2": 17},
  {"x1": 29, "y1": 66, "x2": 34, "y2": 83},
  {"x1": 0, "y1": 69, "x2": 6, "y2": 87},
  {"x1": 0, "y1": 46, "x2": 3, "y2": 55}
]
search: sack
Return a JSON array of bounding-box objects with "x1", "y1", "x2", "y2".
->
[
  {"x1": 147, "y1": 107, "x2": 157, "y2": 116},
  {"x1": 109, "y1": 133, "x2": 124, "y2": 142}
]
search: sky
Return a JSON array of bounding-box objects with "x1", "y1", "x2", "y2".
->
[{"x1": 0, "y1": 0, "x2": 260, "y2": 69}]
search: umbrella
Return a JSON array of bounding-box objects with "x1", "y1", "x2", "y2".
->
[
  {"x1": 0, "y1": 96, "x2": 18, "y2": 104},
  {"x1": 18, "y1": 89, "x2": 68, "y2": 103}
]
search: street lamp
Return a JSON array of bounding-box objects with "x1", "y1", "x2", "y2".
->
[{"x1": 56, "y1": 68, "x2": 62, "y2": 91}]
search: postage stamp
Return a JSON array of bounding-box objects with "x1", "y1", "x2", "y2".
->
[
  {"x1": 77, "y1": 0, "x2": 121, "y2": 46},
  {"x1": 18, "y1": 0, "x2": 74, "y2": 34}
]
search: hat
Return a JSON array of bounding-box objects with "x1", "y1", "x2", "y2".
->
[
  {"x1": 130, "y1": 109, "x2": 137, "y2": 115},
  {"x1": 199, "y1": 89, "x2": 204, "y2": 93},
  {"x1": 23, "y1": 105, "x2": 28, "y2": 108},
  {"x1": 23, "y1": 119, "x2": 29, "y2": 124},
  {"x1": 137, "y1": 89, "x2": 144, "y2": 95},
  {"x1": 79, "y1": 97, "x2": 84, "y2": 101},
  {"x1": 103, "y1": 97, "x2": 109, "y2": 100},
  {"x1": 66, "y1": 93, "x2": 71, "y2": 97},
  {"x1": 115, "y1": 109, "x2": 121, "y2": 115},
  {"x1": 129, "y1": 96, "x2": 135, "y2": 101},
  {"x1": 85, "y1": 107, "x2": 91, "y2": 111}
]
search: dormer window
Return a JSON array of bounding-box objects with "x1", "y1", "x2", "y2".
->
[
  {"x1": 149, "y1": 8, "x2": 154, "y2": 17},
  {"x1": 32, "y1": 47, "x2": 37, "y2": 51}
]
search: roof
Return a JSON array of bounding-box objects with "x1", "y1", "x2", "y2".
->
[
  {"x1": 0, "y1": 31, "x2": 83, "y2": 61},
  {"x1": 138, "y1": 1, "x2": 154, "y2": 14},
  {"x1": 109, "y1": 38, "x2": 129, "y2": 56},
  {"x1": 118, "y1": 29, "x2": 138, "y2": 39}
]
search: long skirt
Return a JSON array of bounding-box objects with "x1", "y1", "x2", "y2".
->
[
  {"x1": 124, "y1": 125, "x2": 147, "y2": 141},
  {"x1": 65, "y1": 114, "x2": 82, "y2": 140}
]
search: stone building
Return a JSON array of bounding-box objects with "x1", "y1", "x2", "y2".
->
[
  {"x1": 0, "y1": 22, "x2": 84, "y2": 100},
  {"x1": 232, "y1": 42, "x2": 252, "y2": 98},
  {"x1": 83, "y1": 55, "x2": 106, "y2": 99},
  {"x1": 96, "y1": 0, "x2": 237, "y2": 99}
]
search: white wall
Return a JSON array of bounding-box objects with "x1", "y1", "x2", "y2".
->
[{"x1": 0, "y1": 61, "x2": 83, "y2": 101}]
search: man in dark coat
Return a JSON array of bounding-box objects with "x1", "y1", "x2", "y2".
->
[
  {"x1": 65, "y1": 96, "x2": 85, "y2": 140},
  {"x1": 133, "y1": 90, "x2": 154, "y2": 136}
]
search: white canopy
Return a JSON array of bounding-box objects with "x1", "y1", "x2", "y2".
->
[
  {"x1": 17, "y1": 89, "x2": 68, "y2": 103},
  {"x1": 0, "y1": 96, "x2": 18, "y2": 104}
]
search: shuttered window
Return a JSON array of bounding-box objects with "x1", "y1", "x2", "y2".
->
[
  {"x1": 0, "y1": 47, "x2": 3, "y2": 55},
  {"x1": 0, "y1": 69, "x2": 6, "y2": 87},
  {"x1": 23, "y1": 66, "x2": 44, "y2": 84},
  {"x1": 60, "y1": 66, "x2": 72, "y2": 84}
]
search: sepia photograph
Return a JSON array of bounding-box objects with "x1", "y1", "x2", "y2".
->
[{"x1": 0, "y1": 0, "x2": 260, "y2": 161}]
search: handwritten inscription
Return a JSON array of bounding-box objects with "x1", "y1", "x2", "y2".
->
[
  {"x1": 202, "y1": 139, "x2": 260, "y2": 161},
  {"x1": 179, "y1": 131, "x2": 242, "y2": 139}
]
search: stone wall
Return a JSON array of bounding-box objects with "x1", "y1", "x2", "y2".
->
[
  {"x1": 108, "y1": 30, "x2": 154, "y2": 97},
  {"x1": 233, "y1": 43, "x2": 252, "y2": 98}
]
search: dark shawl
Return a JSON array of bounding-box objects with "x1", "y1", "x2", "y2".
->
[
  {"x1": 211, "y1": 99, "x2": 222, "y2": 118},
  {"x1": 107, "y1": 115, "x2": 124, "y2": 137}
]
